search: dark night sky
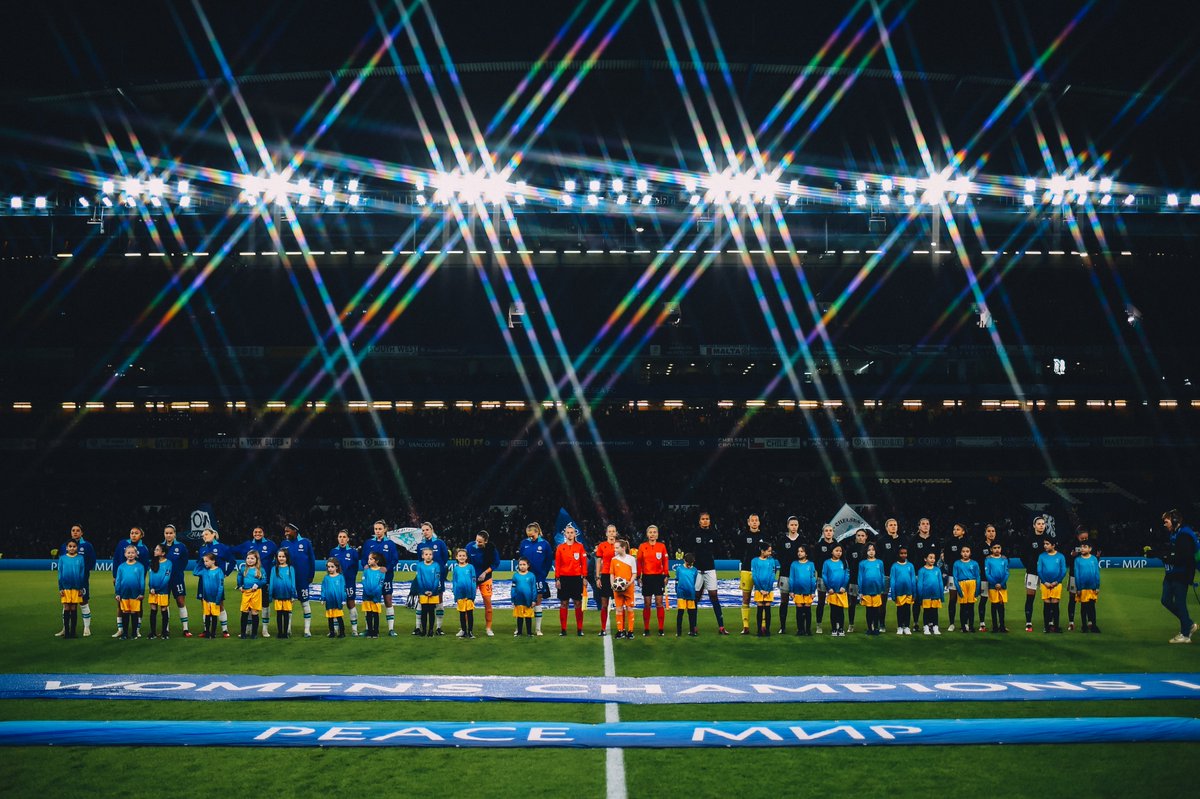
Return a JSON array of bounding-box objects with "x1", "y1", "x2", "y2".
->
[{"x1": 1, "y1": 1, "x2": 1197, "y2": 188}]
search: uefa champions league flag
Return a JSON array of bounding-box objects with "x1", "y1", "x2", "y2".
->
[
  {"x1": 386, "y1": 527, "x2": 423, "y2": 552},
  {"x1": 553, "y1": 508, "x2": 586, "y2": 549},
  {"x1": 189, "y1": 503, "x2": 216, "y2": 541},
  {"x1": 828, "y1": 504, "x2": 878, "y2": 541}
]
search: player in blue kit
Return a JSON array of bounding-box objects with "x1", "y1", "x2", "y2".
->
[
  {"x1": 450, "y1": 548, "x2": 479, "y2": 638},
  {"x1": 361, "y1": 520, "x2": 401, "y2": 636},
  {"x1": 511, "y1": 558, "x2": 538, "y2": 637},
  {"x1": 321, "y1": 558, "x2": 348, "y2": 638},
  {"x1": 158, "y1": 525, "x2": 192, "y2": 636},
  {"x1": 56, "y1": 524, "x2": 96, "y2": 638},
  {"x1": 111, "y1": 527, "x2": 150, "y2": 638},
  {"x1": 113, "y1": 545, "x2": 146, "y2": 640},
  {"x1": 146, "y1": 545, "x2": 173, "y2": 638},
  {"x1": 56, "y1": 539, "x2": 88, "y2": 639},
  {"x1": 519, "y1": 522, "x2": 554, "y2": 636},
  {"x1": 194, "y1": 528, "x2": 235, "y2": 637},
  {"x1": 269, "y1": 549, "x2": 297, "y2": 638},
  {"x1": 359, "y1": 552, "x2": 387, "y2": 639},
  {"x1": 821, "y1": 545, "x2": 850, "y2": 637},
  {"x1": 916, "y1": 552, "x2": 944, "y2": 635},
  {"x1": 197, "y1": 552, "x2": 226, "y2": 639},
  {"x1": 1073, "y1": 541, "x2": 1101, "y2": 633},
  {"x1": 857, "y1": 544, "x2": 886, "y2": 636},
  {"x1": 414, "y1": 522, "x2": 450, "y2": 636},
  {"x1": 281, "y1": 523, "x2": 316, "y2": 638},
  {"x1": 750, "y1": 543, "x2": 779, "y2": 637},
  {"x1": 237, "y1": 550, "x2": 267, "y2": 639},
  {"x1": 984, "y1": 543, "x2": 1010, "y2": 633},
  {"x1": 788, "y1": 546, "x2": 818, "y2": 636},
  {"x1": 235, "y1": 527, "x2": 277, "y2": 636},
  {"x1": 329, "y1": 529, "x2": 360, "y2": 636},
  {"x1": 673, "y1": 553, "x2": 700, "y2": 636},
  {"x1": 466, "y1": 531, "x2": 500, "y2": 636},
  {"x1": 1037, "y1": 539, "x2": 1068, "y2": 633},
  {"x1": 952, "y1": 546, "x2": 981, "y2": 633},
  {"x1": 889, "y1": 547, "x2": 917, "y2": 635},
  {"x1": 411, "y1": 548, "x2": 445, "y2": 638}
]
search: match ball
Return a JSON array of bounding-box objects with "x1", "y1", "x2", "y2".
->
[{"x1": 612, "y1": 576, "x2": 629, "y2": 592}]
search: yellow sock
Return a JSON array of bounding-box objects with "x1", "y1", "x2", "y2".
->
[{"x1": 741, "y1": 605, "x2": 751, "y2": 629}]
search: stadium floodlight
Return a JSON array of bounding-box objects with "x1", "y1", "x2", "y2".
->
[
  {"x1": 102, "y1": 180, "x2": 115, "y2": 195},
  {"x1": 348, "y1": 194, "x2": 360, "y2": 206},
  {"x1": 101, "y1": 196, "x2": 113, "y2": 208},
  {"x1": 10, "y1": 196, "x2": 21, "y2": 209},
  {"x1": 789, "y1": 179, "x2": 800, "y2": 193},
  {"x1": 514, "y1": 194, "x2": 525, "y2": 206},
  {"x1": 296, "y1": 179, "x2": 310, "y2": 193},
  {"x1": 124, "y1": 195, "x2": 136, "y2": 207},
  {"x1": 1167, "y1": 193, "x2": 1179, "y2": 206},
  {"x1": 879, "y1": 193, "x2": 889, "y2": 206},
  {"x1": 1124, "y1": 193, "x2": 1136, "y2": 206},
  {"x1": 1023, "y1": 193, "x2": 1035, "y2": 206},
  {"x1": 323, "y1": 194, "x2": 335, "y2": 206},
  {"x1": 78, "y1": 196, "x2": 89, "y2": 207},
  {"x1": 640, "y1": 193, "x2": 653, "y2": 206},
  {"x1": 1098, "y1": 177, "x2": 1113, "y2": 193},
  {"x1": 1051, "y1": 194, "x2": 1063, "y2": 205},
  {"x1": 692, "y1": 194, "x2": 702, "y2": 205},
  {"x1": 179, "y1": 195, "x2": 191, "y2": 208},
  {"x1": 955, "y1": 193, "x2": 967, "y2": 206},
  {"x1": 149, "y1": 196, "x2": 162, "y2": 207},
  {"x1": 855, "y1": 193, "x2": 866, "y2": 206},
  {"x1": 562, "y1": 194, "x2": 573, "y2": 206},
  {"x1": 587, "y1": 193, "x2": 599, "y2": 206},
  {"x1": 903, "y1": 177, "x2": 918, "y2": 194},
  {"x1": 922, "y1": 172, "x2": 948, "y2": 203},
  {"x1": 415, "y1": 194, "x2": 426, "y2": 206},
  {"x1": 903, "y1": 193, "x2": 915, "y2": 206},
  {"x1": 616, "y1": 194, "x2": 628, "y2": 205},
  {"x1": 1191, "y1": 193, "x2": 1200, "y2": 207},
  {"x1": 880, "y1": 178, "x2": 893, "y2": 193},
  {"x1": 266, "y1": 174, "x2": 290, "y2": 201},
  {"x1": 1099, "y1": 194, "x2": 1111, "y2": 206},
  {"x1": 322, "y1": 179, "x2": 335, "y2": 193},
  {"x1": 1071, "y1": 176, "x2": 1091, "y2": 196},
  {"x1": 1024, "y1": 178, "x2": 1037, "y2": 192},
  {"x1": 855, "y1": 178, "x2": 867, "y2": 192},
  {"x1": 297, "y1": 194, "x2": 309, "y2": 207},
  {"x1": 1048, "y1": 175, "x2": 1068, "y2": 195},
  {"x1": 563, "y1": 179, "x2": 576, "y2": 192},
  {"x1": 611, "y1": 178, "x2": 623, "y2": 192},
  {"x1": 588, "y1": 179, "x2": 600, "y2": 193},
  {"x1": 684, "y1": 177, "x2": 697, "y2": 192},
  {"x1": 177, "y1": 180, "x2": 189, "y2": 194},
  {"x1": 34, "y1": 196, "x2": 47, "y2": 209},
  {"x1": 123, "y1": 178, "x2": 142, "y2": 195},
  {"x1": 414, "y1": 176, "x2": 425, "y2": 191},
  {"x1": 347, "y1": 179, "x2": 359, "y2": 192},
  {"x1": 147, "y1": 177, "x2": 166, "y2": 196},
  {"x1": 951, "y1": 176, "x2": 971, "y2": 195},
  {"x1": 636, "y1": 178, "x2": 649, "y2": 193}
]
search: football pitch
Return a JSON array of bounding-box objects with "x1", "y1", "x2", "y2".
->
[{"x1": 1, "y1": 569, "x2": 1196, "y2": 798}]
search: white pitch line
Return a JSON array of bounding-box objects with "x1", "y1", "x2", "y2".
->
[{"x1": 603, "y1": 631, "x2": 627, "y2": 799}]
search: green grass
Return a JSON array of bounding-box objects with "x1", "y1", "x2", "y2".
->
[{"x1": 1, "y1": 569, "x2": 1196, "y2": 798}]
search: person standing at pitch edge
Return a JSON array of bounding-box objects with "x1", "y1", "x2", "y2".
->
[{"x1": 1161, "y1": 510, "x2": 1198, "y2": 643}]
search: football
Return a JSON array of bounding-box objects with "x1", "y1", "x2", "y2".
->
[{"x1": 612, "y1": 576, "x2": 629, "y2": 592}]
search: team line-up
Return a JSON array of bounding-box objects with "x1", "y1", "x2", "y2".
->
[{"x1": 54, "y1": 511, "x2": 1132, "y2": 642}]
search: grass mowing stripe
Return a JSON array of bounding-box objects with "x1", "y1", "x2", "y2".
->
[{"x1": 603, "y1": 624, "x2": 627, "y2": 799}]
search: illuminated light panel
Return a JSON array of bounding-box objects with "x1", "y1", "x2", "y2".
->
[
  {"x1": 563, "y1": 179, "x2": 576, "y2": 192},
  {"x1": 636, "y1": 178, "x2": 648, "y2": 193},
  {"x1": 797, "y1": 400, "x2": 819, "y2": 410},
  {"x1": 504, "y1": 401, "x2": 526, "y2": 409},
  {"x1": 745, "y1": 400, "x2": 766, "y2": 408},
  {"x1": 777, "y1": 400, "x2": 796, "y2": 408},
  {"x1": 169, "y1": 402, "x2": 190, "y2": 411},
  {"x1": 1023, "y1": 194, "x2": 1034, "y2": 206},
  {"x1": 61, "y1": 402, "x2": 77, "y2": 411},
  {"x1": 11, "y1": 402, "x2": 32, "y2": 410},
  {"x1": 1086, "y1": 400, "x2": 1107, "y2": 408},
  {"x1": 1167, "y1": 193, "x2": 1179, "y2": 206},
  {"x1": 424, "y1": 401, "x2": 445, "y2": 409},
  {"x1": 454, "y1": 401, "x2": 473, "y2": 409},
  {"x1": 34, "y1": 196, "x2": 47, "y2": 209},
  {"x1": 717, "y1": 400, "x2": 735, "y2": 408},
  {"x1": 395, "y1": 401, "x2": 414, "y2": 409},
  {"x1": 1124, "y1": 194, "x2": 1136, "y2": 206},
  {"x1": 114, "y1": 401, "x2": 135, "y2": 410},
  {"x1": 822, "y1": 400, "x2": 843, "y2": 408},
  {"x1": 902, "y1": 400, "x2": 923, "y2": 409},
  {"x1": 1057, "y1": 400, "x2": 1076, "y2": 408},
  {"x1": 9, "y1": 197, "x2": 21, "y2": 209},
  {"x1": 372, "y1": 401, "x2": 392, "y2": 410},
  {"x1": 1160, "y1": 399, "x2": 1179, "y2": 409},
  {"x1": 265, "y1": 401, "x2": 287, "y2": 410}
]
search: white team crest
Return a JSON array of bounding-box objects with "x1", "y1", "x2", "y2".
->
[{"x1": 655, "y1": 552, "x2": 662, "y2": 559}]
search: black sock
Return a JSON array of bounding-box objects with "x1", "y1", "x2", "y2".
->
[
  {"x1": 1053, "y1": 604, "x2": 1061, "y2": 630},
  {"x1": 1025, "y1": 594, "x2": 1035, "y2": 624},
  {"x1": 1068, "y1": 595, "x2": 1077, "y2": 623},
  {"x1": 677, "y1": 610, "x2": 684, "y2": 635},
  {"x1": 161, "y1": 609, "x2": 169, "y2": 636},
  {"x1": 998, "y1": 604, "x2": 1006, "y2": 629},
  {"x1": 979, "y1": 598, "x2": 988, "y2": 623},
  {"x1": 460, "y1": 613, "x2": 467, "y2": 633},
  {"x1": 688, "y1": 608, "x2": 698, "y2": 632},
  {"x1": 149, "y1": 610, "x2": 158, "y2": 636},
  {"x1": 764, "y1": 607, "x2": 772, "y2": 634},
  {"x1": 63, "y1": 609, "x2": 71, "y2": 637},
  {"x1": 241, "y1": 612, "x2": 249, "y2": 636},
  {"x1": 467, "y1": 611, "x2": 474, "y2": 632},
  {"x1": 337, "y1": 617, "x2": 345, "y2": 637},
  {"x1": 948, "y1": 595, "x2": 958, "y2": 623},
  {"x1": 755, "y1": 606, "x2": 763, "y2": 632},
  {"x1": 816, "y1": 593, "x2": 826, "y2": 623},
  {"x1": 848, "y1": 603, "x2": 857, "y2": 627},
  {"x1": 251, "y1": 616, "x2": 260, "y2": 637},
  {"x1": 712, "y1": 598, "x2": 724, "y2": 627},
  {"x1": 779, "y1": 601, "x2": 789, "y2": 631}
]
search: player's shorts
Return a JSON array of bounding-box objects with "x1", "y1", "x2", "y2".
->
[
  {"x1": 988, "y1": 588, "x2": 1008, "y2": 604},
  {"x1": 456, "y1": 599, "x2": 476, "y2": 612},
  {"x1": 240, "y1": 590, "x2": 262, "y2": 613},
  {"x1": 1041, "y1": 584, "x2": 1062, "y2": 601},
  {"x1": 1078, "y1": 589, "x2": 1098, "y2": 602},
  {"x1": 980, "y1": 580, "x2": 990, "y2": 593},
  {"x1": 326, "y1": 608, "x2": 344, "y2": 618},
  {"x1": 479, "y1": 579, "x2": 494, "y2": 600},
  {"x1": 597, "y1": 573, "x2": 613, "y2": 598},
  {"x1": 382, "y1": 578, "x2": 395, "y2": 600},
  {"x1": 419, "y1": 594, "x2": 441, "y2": 605},
  {"x1": 790, "y1": 593, "x2": 814, "y2": 607},
  {"x1": 641, "y1": 574, "x2": 666, "y2": 596},
  {"x1": 695, "y1": 570, "x2": 718, "y2": 592},
  {"x1": 893, "y1": 594, "x2": 914, "y2": 606},
  {"x1": 60, "y1": 589, "x2": 82, "y2": 605},
  {"x1": 536, "y1": 580, "x2": 552, "y2": 600},
  {"x1": 848, "y1": 582, "x2": 860, "y2": 598},
  {"x1": 557, "y1": 575, "x2": 584, "y2": 601},
  {"x1": 273, "y1": 599, "x2": 293, "y2": 612},
  {"x1": 860, "y1": 594, "x2": 882, "y2": 608},
  {"x1": 1025, "y1": 573, "x2": 1040, "y2": 591},
  {"x1": 513, "y1": 605, "x2": 534, "y2": 619},
  {"x1": 296, "y1": 586, "x2": 311, "y2": 602},
  {"x1": 778, "y1": 576, "x2": 791, "y2": 594},
  {"x1": 359, "y1": 600, "x2": 380, "y2": 613},
  {"x1": 956, "y1": 580, "x2": 977, "y2": 604},
  {"x1": 170, "y1": 578, "x2": 186, "y2": 598},
  {"x1": 613, "y1": 587, "x2": 635, "y2": 606},
  {"x1": 816, "y1": 577, "x2": 827, "y2": 593},
  {"x1": 118, "y1": 598, "x2": 141, "y2": 613},
  {"x1": 921, "y1": 599, "x2": 942, "y2": 609},
  {"x1": 752, "y1": 589, "x2": 775, "y2": 606},
  {"x1": 739, "y1": 571, "x2": 753, "y2": 592},
  {"x1": 827, "y1": 592, "x2": 849, "y2": 608},
  {"x1": 1068, "y1": 576, "x2": 1077, "y2": 593},
  {"x1": 202, "y1": 600, "x2": 222, "y2": 616},
  {"x1": 148, "y1": 592, "x2": 169, "y2": 609},
  {"x1": 676, "y1": 599, "x2": 697, "y2": 610}
]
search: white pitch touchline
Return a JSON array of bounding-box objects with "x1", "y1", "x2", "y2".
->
[{"x1": 603, "y1": 631, "x2": 627, "y2": 799}]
